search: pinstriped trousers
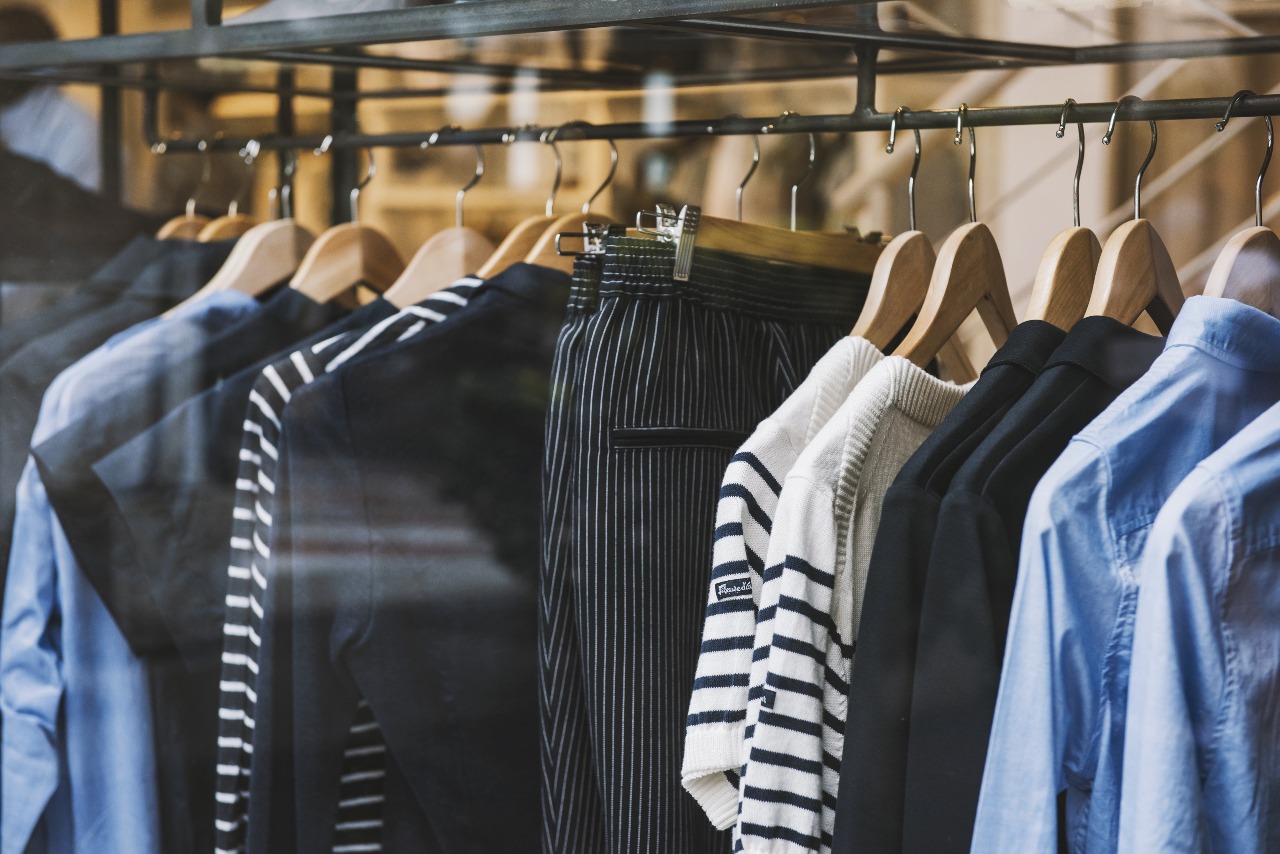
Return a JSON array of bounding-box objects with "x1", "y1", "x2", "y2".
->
[{"x1": 539, "y1": 237, "x2": 872, "y2": 854}]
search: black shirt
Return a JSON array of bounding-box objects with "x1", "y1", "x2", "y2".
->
[
  {"x1": 899, "y1": 316, "x2": 1164, "y2": 854},
  {"x1": 0, "y1": 239, "x2": 233, "y2": 595},
  {"x1": 247, "y1": 263, "x2": 568, "y2": 854},
  {"x1": 832, "y1": 320, "x2": 1066, "y2": 854}
]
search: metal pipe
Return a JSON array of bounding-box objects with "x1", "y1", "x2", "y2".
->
[
  {"x1": 145, "y1": 93, "x2": 1280, "y2": 154},
  {"x1": 97, "y1": 0, "x2": 121, "y2": 203}
]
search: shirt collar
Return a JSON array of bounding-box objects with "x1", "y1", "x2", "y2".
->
[
  {"x1": 120, "y1": 239, "x2": 236, "y2": 301},
  {"x1": 1164, "y1": 295, "x2": 1280, "y2": 373},
  {"x1": 981, "y1": 320, "x2": 1068, "y2": 377},
  {"x1": 1045, "y1": 315, "x2": 1165, "y2": 389}
]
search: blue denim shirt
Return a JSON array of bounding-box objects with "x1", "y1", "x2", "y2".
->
[
  {"x1": 1119, "y1": 401, "x2": 1280, "y2": 854},
  {"x1": 0, "y1": 291, "x2": 257, "y2": 854},
  {"x1": 972, "y1": 297, "x2": 1280, "y2": 853}
]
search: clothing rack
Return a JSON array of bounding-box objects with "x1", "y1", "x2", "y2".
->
[{"x1": 7, "y1": 0, "x2": 1280, "y2": 213}]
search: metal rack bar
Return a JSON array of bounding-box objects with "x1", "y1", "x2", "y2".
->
[
  {"x1": 98, "y1": 0, "x2": 121, "y2": 203},
  {"x1": 0, "y1": 1, "x2": 1276, "y2": 75},
  {"x1": 0, "y1": 0, "x2": 860, "y2": 71},
  {"x1": 145, "y1": 93, "x2": 1280, "y2": 153}
]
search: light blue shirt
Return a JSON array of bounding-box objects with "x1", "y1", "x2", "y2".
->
[
  {"x1": 1, "y1": 291, "x2": 257, "y2": 853},
  {"x1": 1119, "y1": 401, "x2": 1280, "y2": 854},
  {"x1": 972, "y1": 297, "x2": 1280, "y2": 853}
]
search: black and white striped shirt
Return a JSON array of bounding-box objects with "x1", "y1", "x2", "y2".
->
[
  {"x1": 214, "y1": 279, "x2": 482, "y2": 854},
  {"x1": 683, "y1": 337, "x2": 884, "y2": 830}
]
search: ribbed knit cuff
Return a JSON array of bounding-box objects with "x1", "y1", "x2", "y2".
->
[{"x1": 682, "y1": 725, "x2": 746, "y2": 830}]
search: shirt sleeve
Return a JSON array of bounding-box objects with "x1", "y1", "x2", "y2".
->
[
  {"x1": 971, "y1": 442, "x2": 1119, "y2": 853},
  {"x1": 0, "y1": 459, "x2": 63, "y2": 852},
  {"x1": 1118, "y1": 469, "x2": 1229, "y2": 853},
  {"x1": 739, "y1": 477, "x2": 839, "y2": 854},
  {"x1": 684, "y1": 446, "x2": 780, "y2": 829}
]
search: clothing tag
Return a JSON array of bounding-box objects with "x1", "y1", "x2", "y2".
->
[
  {"x1": 762, "y1": 689, "x2": 776, "y2": 709},
  {"x1": 715, "y1": 578, "x2": 752, "y2": 600}
]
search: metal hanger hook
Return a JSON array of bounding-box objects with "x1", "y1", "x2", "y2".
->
[
  {"x1": 887, "y1": 105, "x2": 921, "y2": 231},
  {"x1": 1057, "y1": 98, "x2": 1085, "y2": 228},
  {"x1": 228, "y1": 138, "x2": 259, "y2": 219},
  {"x1": 313, "y1": 136, "x2": 375, "y2": 224},
  {"x1": 1103, "y1": 94, "x2": 1155, "y2": 220},
  {"x1": 1217, "y1": 89, "x2": 1272, "y2": 228},
  {"x1": 422, "y1": 124, "x2": 484, "y2": 228},
  {"x1": 534, "y1": 125, "x2": 563, "y2": 217},
  {"x1": 272, "y1": 148, "x2": 298, "y2": 220},
  {"x1": 708, "y1": 113, "x2": 759, "y2": 222},
  {"x1": 954, "y1": 103, "x2": 977, "y2": 223},
  {"x1": 544, "y1": 120, "x2": 617, "y2": 215},
  {"x1": 762, "y1": 110, "x2": 814, "y2": 232},
  {"x1": 182, "y1": 138, "x2": 212, "y2": 218}
]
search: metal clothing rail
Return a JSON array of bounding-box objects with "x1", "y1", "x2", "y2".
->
[
  {"x1": 3, "y1": 2, "x2": 1280, "y2": 78},
  {"x1": 145, "y1": 93, "x2": 1280, "y2": 154}
]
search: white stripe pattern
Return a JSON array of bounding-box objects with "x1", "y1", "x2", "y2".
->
[{"x1": 214, "y1": 279, "x2": 481, "y2": 854}]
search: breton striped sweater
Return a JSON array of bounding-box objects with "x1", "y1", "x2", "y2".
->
[
  {"x1": 683, "y1": 337, "x2": 885, "y2": 829},
  {"x1": 214, "y1": 279, "x2": 482, "y2": 854},
  {"x1": 737, "y1": 357, "x2": 967, "y2": 854}
]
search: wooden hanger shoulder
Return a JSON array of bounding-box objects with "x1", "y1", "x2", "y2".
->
[
  {"x1": 850, "y1": 230, "x2": 933, "y2": 351},
  {"x1": 1024, "y1": 226, "x2": 1101, "y2": 331},
  {"x1": 383, "y1": 226, "x2": 495, "y2": 308},
  {"x1": 892, "y1": 222, "x2": 1016, "y2": 371},
  {"x1": 289, "y1": 223, "x2": 405, "y2": 304},
  {"x1": 197, "y1": 212, "x2": 259, "y2": 242},
  {"x1": 162, "y1": 219, "x2": 315, "y2": 317},
  {"x1": 476, "y1": 215, "x2": 555, "y2": 279},
  {"x1": 1203, "y1": 225, "x2": 1280, "y2": 314},
  {"x1": 693, "y1": 216, "x2": 883, "y2": 276},
  {"x1": 156, "y1": 214, "x2": 209, "y2": 240},
  {"x1": 1086, "y1": 218, "x2": 1184, "y2": 333}
]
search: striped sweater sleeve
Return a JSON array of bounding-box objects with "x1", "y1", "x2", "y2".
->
[
  {"x1": 682, "y1": 444, "x2": 784, "y2": 827},
  {"x1": 214, "y1": 280, "x2": 481, "y2": 854},
  {"x1": 739, "y1": 477, "x2": 842, "y2": 854},
  {"x1": 683, "y1": 337, "x2": 885, "y2": 830}
]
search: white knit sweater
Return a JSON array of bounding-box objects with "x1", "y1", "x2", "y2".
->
[
  {"x1": 737, "y1": 356, "x2": 969, "y2": 854},
  {"x1": 683, "y1": 337, "x2": 885, "y2": 829}
]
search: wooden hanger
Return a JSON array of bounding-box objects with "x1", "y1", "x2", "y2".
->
[
  {"x1": 1025, "y1": 103, "x2": 1101, "y2": 331},
  {"x1": 289, "y1": 223, "x2": 404, "y2": 304},
  {"x1": 165, "y1": 218, "x2": 315, "y2": 318},
  {"x1": 383, "y1": 138, "x2": 495, "y2": 307},
  {"x1": 198, "y1": 212, "x2": 258, "y2": 242},
  {"x1": 156, "y1": 213, "x2": 209, "y2": 240},
  {"x1": 1027, "y1": 228, "x2": 1100, "y2": 330},
  {"x1": 1085, "y1": 98, "x2": 1183, "y2": 332},
  {"x1": 852, "y1": 108, "x2": 933, "y2": 349},
  {"x1": 893, "y1": 107, "x2": 1017, "y2": 377},
  {"x1": 290, "y1": 140, "x2": 406, "y2": 303},
  {"x1": 1203, "y1": 92, "x2": 1280, "y2": 315},
  {"x1": 475, "y1": 215, "x2": 554, "y2": 278},
  {"x1": 156, "y1": 139, "x2": 213, "y2": 240}
]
